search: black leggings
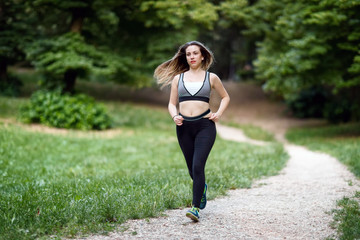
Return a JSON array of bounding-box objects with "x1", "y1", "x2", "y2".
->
[{"x1": 176, "y1": 118, "x2": 216, "y2": 208}]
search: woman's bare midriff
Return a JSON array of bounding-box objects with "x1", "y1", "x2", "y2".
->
[{"x1": 179, "y1": 101, "x2": 211, "y2": 118}]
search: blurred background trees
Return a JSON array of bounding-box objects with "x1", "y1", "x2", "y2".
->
[
  {"x1": 245, "y1": 0, "x2": 360, "y2": 122},
  {"x1": 0, "y1": 0, "x2": 36, "y2": 95},
  {"x1": 1, "y1": 0, "x2": 359, "y2": 124}
]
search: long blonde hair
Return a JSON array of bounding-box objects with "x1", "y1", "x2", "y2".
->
[{"x1": 154, "y1": 41, "x2": 214, "y2": 88}]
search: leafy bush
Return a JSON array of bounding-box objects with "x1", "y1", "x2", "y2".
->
[
  {"x1": 20, "y1": 90, "x2": 112, "y2": 130},
  {"x1": 323, "y1": 99, "x2": 352, "y2": 123},
  {"x1": 286, "y1": 86, "x2": 328, "y2": 118},
  {"x1": 245, "y1": 0, "x2": 360, "y2": 122},
  {"x1": 286, "y1": 86, "x2": 360, "y2": 123},
  {"x1": 0, "y1": 74, "x2": 23, "y2": 97}
]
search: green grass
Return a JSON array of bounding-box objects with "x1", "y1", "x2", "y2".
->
[
  {"x1": 0, "y1": 97, "x2": 288, "y2": 240},
  {"x1": 226, "y1": 122, "x2": 276, "y2": 142},
  {"x1": 286, "y1": 123, "x2": 360, "y2": 240},
  {"x1": 0, "y1": 96, "x2": 28, "y2": 119},
  {"x1": 286, "y1": 123, "x2": 360, "y2": 177},
  {"x1": 330, "y1": 192, "x2": 360, "y2": 240}
]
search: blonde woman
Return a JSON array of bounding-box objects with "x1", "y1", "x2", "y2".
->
[{"x1": 154, "y1": 41, "x2": 230, "y2": 222}]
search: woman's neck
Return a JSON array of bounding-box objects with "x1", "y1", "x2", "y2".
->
[
  {"x1": 188, "y1": 67, "x2": 204, "y2": 74},
  {"x1": 185, "y1": 67, "x2": 206, "y2": 82}
]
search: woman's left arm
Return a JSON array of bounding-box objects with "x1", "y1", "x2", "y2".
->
[{"x1": 209, "y1": 73, "x2": 230, "y2": 122}]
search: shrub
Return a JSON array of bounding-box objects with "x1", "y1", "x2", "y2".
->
[
  {"x1": 20, "y1": 90, "x2": 112, "y2": 130},
  {"x1": 285, "y1": 86, "x2": 328, "y2": 118},
  {"x1": 0, "y1": 74, "x2": 23, "y2": 97},
  {"x1": 323, "y1": 99, "x2": 352, "y2": 123},
  {"x1": 286, "y1": 86, "x2": 360, "y2": 123}
]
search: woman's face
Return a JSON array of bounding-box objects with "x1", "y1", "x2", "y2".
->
[{"x1": 185, "y1": 45, "x2": 203, "y2": 69}]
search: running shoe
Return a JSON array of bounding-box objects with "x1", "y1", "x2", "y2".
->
[
  {"x1": 199, "y1": 183, "x2": 207, "y2": 210},
  {"x1": 186, "y1": 206, "x2": 200, "y2": 222}
]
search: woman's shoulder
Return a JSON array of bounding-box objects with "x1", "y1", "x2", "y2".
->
[
  {"x1": 208, "y1": 72, "x2": 221, "y2": 82},
  {"x1": 172, "y1": 73, "x2": 182, "y2": 85}
]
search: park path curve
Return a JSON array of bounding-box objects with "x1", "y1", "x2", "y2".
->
[{"x1": 77, "y1": 124, "x2": 360, "y2": 240}]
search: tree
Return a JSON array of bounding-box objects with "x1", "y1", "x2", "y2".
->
[
  {"x1": 207, "y1": 0, "x2": 254, "y2": 80},
  {"x1": 0, "y1": 0, "x2": 35, "y2": 95},
  {"x1": 26, "y1": 0, "x2": 133, "y2": 93},
  {"x1": 241, "y1": 0, "x2": 360, "y2": 121},
  {"x1": 24, "y1": 0, "x2": 221, "y2": 93},
  {"x1": 138, "y1": 0, "x2": 219, "y2": 71}
]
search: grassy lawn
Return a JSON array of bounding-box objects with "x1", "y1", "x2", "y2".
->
[
  {"x1": 286, "y1": 123, "x2": 360, "y2": 240},
  {"x1": 0, "y1": 96, "x2": 28, "y2": 119},
  {"x1": 0, "y1": 96, "x2": 288, "y2": 240},
  {"x1": 225, "y1": 122, "x2": 276, "y2": 142}
]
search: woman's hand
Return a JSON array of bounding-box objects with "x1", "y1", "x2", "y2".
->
[
  {"x1": 173, "y1": 115, "x2": 184, "y2": 126},
  {"x1": 209, "y1": 112, "x2": 221, "y2": 122}
]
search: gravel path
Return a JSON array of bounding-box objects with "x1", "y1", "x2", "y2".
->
[{"x1": 76, "y1": 124, "x2": 360, "y2": 240}]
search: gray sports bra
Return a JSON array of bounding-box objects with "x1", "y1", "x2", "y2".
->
[{"x1": 178, "y1": 71, "x2": 211, "y2": 103}]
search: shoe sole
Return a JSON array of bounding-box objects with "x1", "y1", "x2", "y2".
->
[{"x1": 186, "y1": 212, "x2": 199, "y2": 222}]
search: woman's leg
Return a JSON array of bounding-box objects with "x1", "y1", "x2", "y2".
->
[
  {"x1": 176, "y1": 124, "x2": 195, "y2": 179},
  {"x1": 192, "y1": 119, "x2": 216, "y2": 207}
]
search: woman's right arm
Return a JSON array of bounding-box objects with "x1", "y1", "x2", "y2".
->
[{"x1": 168, "y1": 75, "x2": 184, "y2": 126}]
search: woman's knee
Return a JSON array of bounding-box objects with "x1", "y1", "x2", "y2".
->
[{"x1": 192, "y1": 163, "x2": 205, "y2": 176}]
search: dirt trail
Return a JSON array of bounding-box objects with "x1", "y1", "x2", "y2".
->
[
  {"x1": 73, "y1": 82, "x2": 359, "y2": 240},
  {"x1": 87, "y1": 141, "x2": 358, "y2": 240},
  {"x1": 77, "y1": 124, "x2": 360, "y2": 240}
]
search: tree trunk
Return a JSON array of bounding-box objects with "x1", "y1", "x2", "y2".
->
[
  {"x1": 63, "y1": 9, "x2": 85, "y2": 93},
  {"x1": 0, "y1": 0, "x2": 4, "y2": 24},
  {"x1": 0, "y1": 58, "x2": 8, "y2": 85},
  {"x1": 70, "y1": 9, "x2": 84, "y2": 33},
  {"x1": 0, "y1": 1, "x2": 6, "y2": 84},
  {"x1": 63, "y1": 69, "x2": 77, "y2": 94}
]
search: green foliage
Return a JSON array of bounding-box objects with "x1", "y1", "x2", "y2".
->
[
  {"x1": 19, "y1": 90, "x2": 112, "y2": 130},
  {"x1": 286, "y1": 87, "x2": 327, "y2": 118},
  {"x1": 33, "y1": 0, "x2": 92, "y2": 9},
  {"x1": 6, "y1": 0, "x2": 360, "y2": 123},
  {"x1": 0, "y1": 0, "x2": 37, "y2": 95},
  {"x1": 331, "y1": 192, "x2": 360, "y2": 240},
  {"x1": 135, "y1": 0, "x2": 219, "y2": 75},
  {"x1": 252, "y1": 0, "x2": 360, "y2": 93},
  {"x1": 219, "y1": 0, "x2": 248, "y2": 24},
  {"x1": 21, "y1": 0, "x2": 221, "y2": 90},
  {"x1": 140, "y1": 0, "x2": 218, "y2": 29},
  {"x1": 286, "y1": 86, "x2": 360, "y2": 123},
  {"x1": 286, "y1": 86, "x2": 328, "y2": 118},
  {"x1": 26, "y1": 33, "x2": 135, "y2": 85},
  {"x1": 24, "y1": 0, "x2": 155, "y2": 90},
  {"x1": 0, "y1": 74, "x2": 23, "y2": 97},
  {"x1": 0, "y1": 0, "x2": 34, "y2": 63},
  {"x1": 323, "y1": 98, "x2": 353, "y2": 123},
  {"x1": 240, "y1": 0, "x2": 360, "y2": 121},
  {"x1": 0, "y1": 102, "x2": 288, "y2": 239}
]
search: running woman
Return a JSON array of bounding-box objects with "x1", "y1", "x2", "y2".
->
[{"x1": 154, "y1": 41, "x2": 230, "y2": 222}]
